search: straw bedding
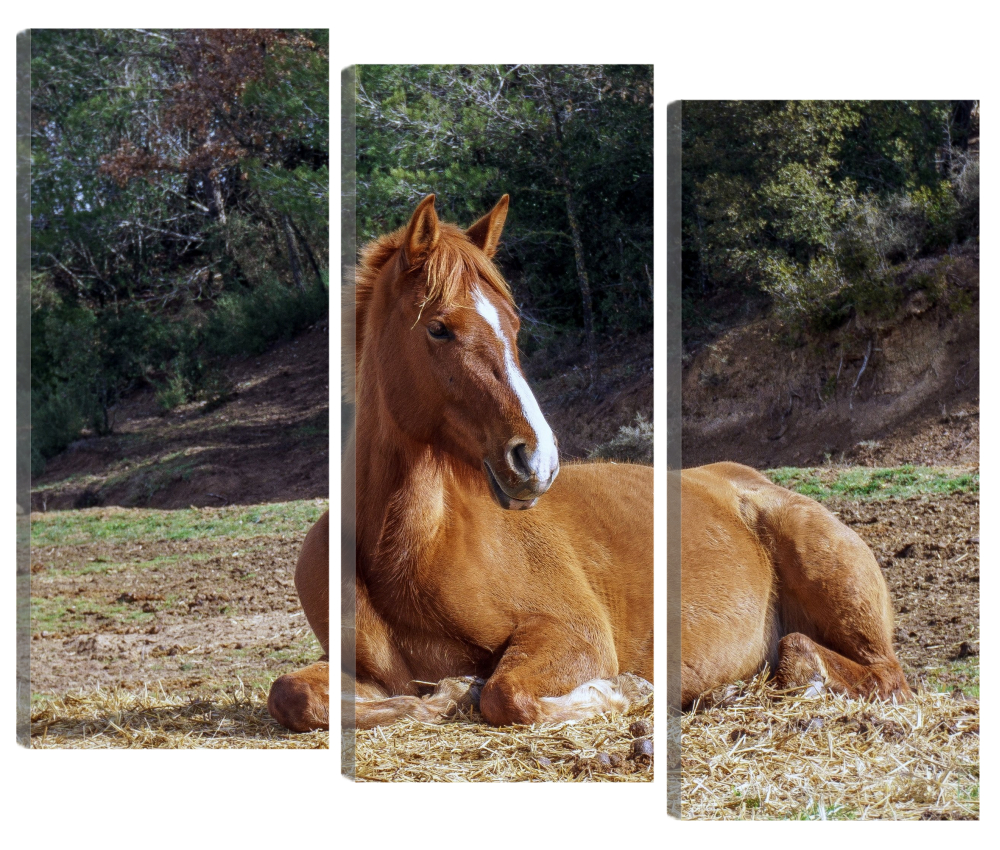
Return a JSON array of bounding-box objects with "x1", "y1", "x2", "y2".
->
[
  {"x1": 350, "y1": 690, "x2": 654, "y2": 782},
  {"x1": 30, "y1": 684, "x2": 328, "y2": 749},
  {"x1": 680, "y1": 674, "x2": 979, "y2": 820}
]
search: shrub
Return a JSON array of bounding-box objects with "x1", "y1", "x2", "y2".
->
[
  {"x1": 30, "y1": 271, "x2": 329, "y2": 472},
  {"x1": 589, "y1": 414, "x2": 654, "y2": 464},
  {"x1": 208, "y1": 274, "x2": 328, "y2": 358},
  {"x1": 154, "y1": 374, "x2": 190, "y2": 411}
]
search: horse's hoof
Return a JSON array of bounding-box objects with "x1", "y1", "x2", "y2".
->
[
  {"x1": 433, "y1": 676, "x2": 485, "y2": 711},
  {"x1": 610, "y1": 672, "x2": 654, "y2": 704}
]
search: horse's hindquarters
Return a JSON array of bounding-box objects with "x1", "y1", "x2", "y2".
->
[
  {"x1": 680, "y1": 470, "x2": 778, "y2": 704},
  {"x1": 680, "y1": 463, "x2": 911, "y2": 705}
]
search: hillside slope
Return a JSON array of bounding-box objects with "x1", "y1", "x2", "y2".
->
[
  {"x1": 32, "y1": 320, "x2": 329, "y2": 511},
  {"x1": 682, "y1": 253, "x2": 979, "y2": 469}
]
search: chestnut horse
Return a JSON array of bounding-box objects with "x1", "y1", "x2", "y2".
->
[
  {"x1": 681, "y1": 462, "x2": 911, "y2": 705},
  {"x1": 265, "y1": 197, "x2": 910, "y2": 734},
  {"x1": 270, "y1": 194, "x2": 654, "y2": 731}
]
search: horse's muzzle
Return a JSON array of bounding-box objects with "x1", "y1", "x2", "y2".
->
[{"x1": 483, "y1": 457, "x2": 558, "y2": 511}]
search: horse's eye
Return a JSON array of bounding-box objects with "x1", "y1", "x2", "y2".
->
[{"x1": 427, "y1": 321, "x2": 451, "y2": 340}]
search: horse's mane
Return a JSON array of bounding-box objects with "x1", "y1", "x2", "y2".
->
[{"x1": 349, "y1": 221, "x2": 514, "y2": 392}]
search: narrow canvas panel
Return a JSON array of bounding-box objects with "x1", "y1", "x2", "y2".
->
[
  {"x1": 676, "y1": 99, "x2": 979, "y2": 820},
  {"x1": 25, "y1": 29, "x2": 331, "y2": 749},
  {"x1": 347, "y1": 65, "x2": 655, "y2": 782}
]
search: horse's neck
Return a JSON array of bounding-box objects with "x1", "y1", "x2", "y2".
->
[{"x1": 354, "y1": 412, "x2": 452, "y2": 574}]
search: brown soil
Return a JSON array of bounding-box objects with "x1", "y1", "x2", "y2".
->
[
  {"x1": 526, "y1": 330, "x2": 654, "y2": 461},
  {"x1": 682, "y1": 255, "x2": 979, "y2": 469},
  {"x1": 31, "y1": 320, "x2": 330, "y2": 511},
  {"x1": 832, "y1": 492, "x2": 980, "y2": 684},
  {"x1": 30, "y1": 520, "x2": 324, "y2": 697}
]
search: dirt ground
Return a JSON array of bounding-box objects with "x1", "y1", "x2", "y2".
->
[
  {"x1": 682, "y1": 254, "x2": 979, "y2": 470},
  {"x1": 29, "y1": 507, "x2": 327, "y2": 699},
  {"x1": 830, "y1": 492, "x2": 979, "y2": 684},
  {"x1": 525, "y1": 330, "x2": 654, "y2": 461},
  {"x1": 29, "y1": 319, "x2": 331, "y2": 746}
]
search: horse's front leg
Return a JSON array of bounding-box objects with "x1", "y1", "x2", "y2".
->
[
  {"x1": 268, "y1": 512, "x2": 330, "y2": 732},
  {"x1": 353, "y1": 675, "x2": 484, "y2": 730},
  {"x1": 479, "y1": 615, "x2": 650, "y2": 725},
  {"x1": 268, "y1": 661, "x2": 330, "y2": 732}
]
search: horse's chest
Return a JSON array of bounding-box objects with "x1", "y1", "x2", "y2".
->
[{"x1": 395, "y1": 630, "x2": 493, "y2": 682}]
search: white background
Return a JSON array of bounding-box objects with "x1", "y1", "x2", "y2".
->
[{"x1": 1, "y1": 3, "x2": 993, "y2": 843}]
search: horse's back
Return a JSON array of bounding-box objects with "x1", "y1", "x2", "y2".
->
[{"x1": 544, "y1": 461, "x2": 653, "y2": 568}]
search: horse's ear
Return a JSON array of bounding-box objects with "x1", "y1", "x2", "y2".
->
[
  {"x1": 466, "y1": 195, "x2": 509, "y2": 259},
  {"x1": 402, "y1": 194, "x2": 440, "y2": 265}
]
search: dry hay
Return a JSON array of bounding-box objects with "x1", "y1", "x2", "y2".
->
[
  {"x1": 30, "y1": 683, "x2": 328, "y2": 749},
  {"x1": 350, "y1": 692, "x2": 653, "y2": 782},
  {"x1": 681, "y1": 674, "x2": 979, "y2": 820}
]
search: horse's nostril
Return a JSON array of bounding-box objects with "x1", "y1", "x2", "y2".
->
[{"x1": 507, "y1": 441, "x2": 532, "y2": 480}]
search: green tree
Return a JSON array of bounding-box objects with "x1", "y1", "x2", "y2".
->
[
  {"x1": 682, "y1": 100, "x2": 979, "y2": 330},
  {"x1": 355, "y1": 64, "x2": 654, "y2": 371},
  {"x1": 30, "y1": 29, "x2": 329, "y2": 473}
]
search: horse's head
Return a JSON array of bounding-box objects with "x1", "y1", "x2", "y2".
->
[{"x1": 360, "y1": 194, "x2": 559, "y2": 510}]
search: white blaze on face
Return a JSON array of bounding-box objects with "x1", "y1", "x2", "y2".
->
[{"x1": 473, "y1": 288, "x2": 559, "y2": 483}]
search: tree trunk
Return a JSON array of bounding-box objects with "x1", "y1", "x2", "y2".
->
[
  {"x1": 542, "y1": 73, "x2": 597, "y2": 387},
  {"x1": 282, "y1": 213, "x2": 305, "y2": 291},
  {"x1": 290, "y1": 216, "x2": 325, "y2": 287},
  {"x1": 207, "y1": 172, "x2": 227, "y2": 224},
  {"x1": 562, "y1": 186, "x2": 597, "y2": 380}
]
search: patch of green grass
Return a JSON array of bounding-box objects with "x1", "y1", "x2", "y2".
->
[
  {"x1": 30, "y1": 597, "x2": 94, "y2": 634},
  {"x1": 264, "y1": 634, "x2": 323, "y2": 669},
  {"x1": 924, "y1": 658, "x2": 980, "y2": 698},
  {"x1": 30, "y1": 499, "x2": 327, "y2": 548},
  {"x1": 30, "y1": 596, "x2": 156, "y2": 634},
  {"x1": 766, "y1": 466, "x2": 979, "y2": 502},
  {"x1": 229, "y1": 634, "x2": 324, "y2": 692},
  {"x1": 960, "y1": 784, "x2": 980, "y2": 803}
]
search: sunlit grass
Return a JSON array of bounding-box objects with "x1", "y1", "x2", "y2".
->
[{"x1": 766, "y1": 466, "x2": 978, "y2": 502}]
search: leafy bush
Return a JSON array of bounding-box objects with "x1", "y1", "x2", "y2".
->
[
  {"x1": 154, "y1": 374, "x2": 190, "y2": 411},
  {"x1": 683, "y1": 101, "x2": 979, "y2": 330},
  {"x1": 207, "y1": 274, "x2": 328, "y2": 358},
  {"x1": 588, "y1": 414, "x2": 654, "y2": 464}
]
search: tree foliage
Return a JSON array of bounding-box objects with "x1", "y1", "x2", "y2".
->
[
  {"x1": 355, "y1": 65, "x2": 654, "y2": 360},
  {"x1": 682, "y1": 101, "x2": 979, "y2": 330},
  {"x1": 30, "y1": 29, "x2": 329, "y2": 474}
]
